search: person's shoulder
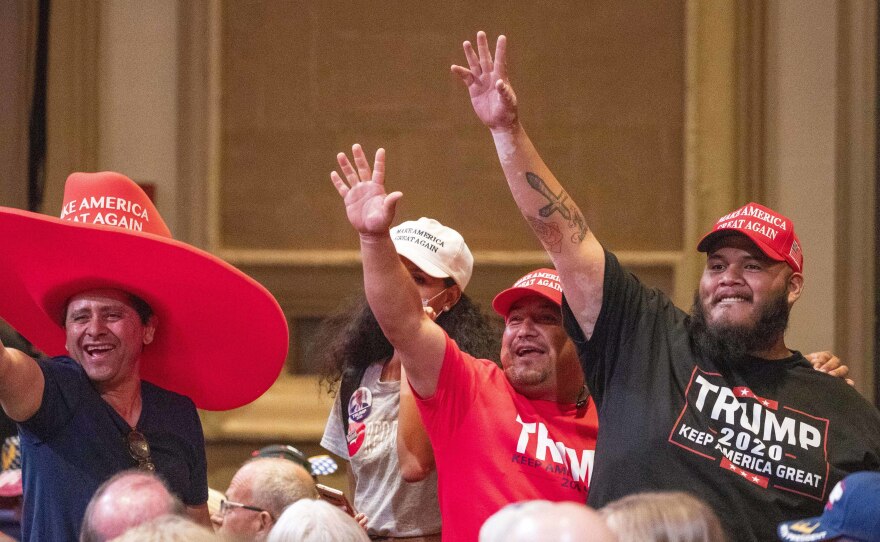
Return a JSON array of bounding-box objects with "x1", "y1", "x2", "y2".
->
[
  {"x1": 141, "y1": 380, "x2": 196, "y2": 409},
  {"x1": 38, "y1": 355, "x2": 85, "y2": 376},
  {"x1": 444, "y1": 336, "x2": 504, "y2": 380},
  {"x1": 449, "y1": 337, "x2": 497, "y2": 371},
  {"x1": 472, "y1": 357, "x2": 514, "y2": 394},
  {"x1": 39, "y1": 355, "x2": 78, "y2": 367},
  {"x1": 601, "y1": 247, "x2": 684, "y2": 313},
  {"x1": 783, "y1": 352, "x2": 841, "y2": 381},
  {"x1": 784, "y1": 355, "x2": 876, "y2": 406},
  {"x1": 472, "y1": 356, "x2": 504, "y2": 374},
  {"x1": 780, "y1": 354, "x2": 840, "y2": 382}
]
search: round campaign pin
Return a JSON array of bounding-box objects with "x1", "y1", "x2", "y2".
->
[
  {"x1": 347, "y1": 421, "x2": 366, "y2": 457},
  {"x1": 347, "y1": 387, "x2": 372, "y2": 423}
]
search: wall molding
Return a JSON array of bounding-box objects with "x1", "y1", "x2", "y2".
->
[
  {"x1": 680, "y1": 0, "x2": 766, "y2": 309},
  {"x1": 44, "y1": 0, "x2": 101, "y2": 216},
  {"x1": 834, "y1": 0, "x2": 876, "y2": 399}
]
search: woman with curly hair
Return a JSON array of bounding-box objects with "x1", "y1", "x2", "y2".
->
[{"x1": 318, "y1": 217, "x2": 499, "y2": 541}]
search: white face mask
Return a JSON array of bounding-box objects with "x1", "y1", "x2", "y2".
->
[{"x1": 422, "y1": 286, "x2": 450, "y2": 310}]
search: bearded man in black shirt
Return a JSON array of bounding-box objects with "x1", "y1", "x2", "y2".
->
[{"x1": 452, "y1": 30, "x2": 880, "y2": 542}]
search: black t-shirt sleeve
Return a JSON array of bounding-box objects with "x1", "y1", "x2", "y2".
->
[
  {"x1": 562, "y1": 249, "x2": 684, "y2": 405},
  {"x1": 562, "y1": 250, "x2": 634, "y2": 401}
]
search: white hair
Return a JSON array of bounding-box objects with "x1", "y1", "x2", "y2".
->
[
  {"x1": 109, "y1": 515, "x2": 216, "y2": 542},
  {"x1": 600, "y1": 491, "x2": 726, "y2": 542},
  {"x1": 480, "y1": 500, "x2": 617, "y2": 542},
  {"x1": 267, "y1": 499, "x2": 368, "y2": 542}
]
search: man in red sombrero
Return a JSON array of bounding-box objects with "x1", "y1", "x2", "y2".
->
[{"x1": 0, "y1": 172, "x2": 288, "y2": 541}]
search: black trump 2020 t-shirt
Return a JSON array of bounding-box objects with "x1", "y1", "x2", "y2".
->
[{"x1": 562, "y1": 250, "x2": 880, "y2": 542}]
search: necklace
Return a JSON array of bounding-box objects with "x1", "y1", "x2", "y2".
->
[{"x1": 575, "y1": 385, "x2": 589, "y2": 409}]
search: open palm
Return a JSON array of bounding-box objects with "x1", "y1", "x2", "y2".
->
[
  {"x1": 330, "y1": 144, "x2": 402, "y2": 235},
  {"x1": 451, "y1": 31, "x2": 518, "y2": 130}
]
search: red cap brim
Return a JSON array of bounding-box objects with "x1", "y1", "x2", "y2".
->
[
  {"x1": 697, "y1": 229, "x2": 787, "y2": 262},
  {"x1": 492, "y1": 286, "x2": 563, "y2": 318}
]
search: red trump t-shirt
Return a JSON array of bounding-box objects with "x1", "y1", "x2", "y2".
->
[{"x1": 414, "y1": 335, "x2": 599, "y2": 541}]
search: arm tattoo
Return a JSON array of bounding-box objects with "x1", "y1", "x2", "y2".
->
[
  {"x1": 525, "y1": 172, "x2": 589, "y2": 244},
  {"x1": 526, "y1": 172, "x2": 571, "y2": 219},
  {"x1": 569, "y1": 208, "x2": 588, "y2": 243},
  {"x1": 525, "y1": 216, "x2": 563, "y2": 253}
]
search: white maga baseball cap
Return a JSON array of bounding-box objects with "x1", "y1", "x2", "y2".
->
[{"x1": 391, "y1": 217, "x2": 473, "y2": 291}]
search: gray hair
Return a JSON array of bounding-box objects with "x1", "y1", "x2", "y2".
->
[
  {"x1": 600, "y1": 491, "x2": 726, "y2": 542},
  {"x1": 246, "y1": 457, "x2": 319, "y2": 519},
  {"x1": 110, "y1": 515, "x2": 217, "y2": 542},
  {"x1": 267, "y1": 499, "x2": 368, "y2": 542}
]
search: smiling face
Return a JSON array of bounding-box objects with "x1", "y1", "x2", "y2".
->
[
  {"x1": 499, "y1": 295, "x2": 582, "y2": 401},
  {"x1": 696, "y1": 234, "x2": 802, "y2": 356},
  {"x1": 64, "y1": 289, "x2": 156, "y2": 389}
]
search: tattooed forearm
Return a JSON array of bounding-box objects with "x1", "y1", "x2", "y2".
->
[
  {"x1": 526, "y1": 172, "x2": 570, "y2": 219},
  {"x1": 570, "y1": 208, "x2": 588, "y2": 243},
  {"x1": 525, "y1": 216, "x2": 563, "y2": 253},
  {"x1": 524, "y1": 172, "x2": 589, "y2": 245}
]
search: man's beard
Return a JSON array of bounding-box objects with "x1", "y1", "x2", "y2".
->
[
  {"x1": 501, "y1": 350, "x2": 552, "y2": 397},
  {"x1": 688, "y1": 288, "x2": 790, "y2": 362}
]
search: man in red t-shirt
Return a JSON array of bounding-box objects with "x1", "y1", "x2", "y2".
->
[{"x1": 330, "y1": 144, "x2": 599, "y2": 541}]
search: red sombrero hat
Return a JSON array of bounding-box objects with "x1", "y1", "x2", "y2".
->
[{"x1": 0, "y1": 172, "x2": 288, "y2": 410}]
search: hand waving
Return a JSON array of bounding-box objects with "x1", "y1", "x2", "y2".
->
[
  {"x1": 330, "y1": 144, "x2": 402, "y2": 235},
  {"x1": 451, "y1": 31, "x2": 518, "y2": 131}
]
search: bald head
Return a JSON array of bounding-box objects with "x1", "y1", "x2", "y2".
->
[
  {"x1": 213, "y1": 457, "x2": 318, "y2": 541},
  {"x1": 80, "y1": 470, "x2": 183, "y2": 542},
  {"x1": 480, "y1": 501, "x2": 617, "y2": 542},
  {"x1": 240, "y1": 457, "x2": 317, "y2": 517}
]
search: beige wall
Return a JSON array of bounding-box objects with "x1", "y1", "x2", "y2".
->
[
  {"x1": 764, "y1": 0, "x2": 876, "y2": 390},
  {"x1": 215, "y1": 2, "x2": 685, "y2": 256},
  {"x1": 765, "y1": 0, "x2": 839, "y2": 355},
  {"x1": 98, "y1": 0, "x2": 180, "y2": 233}
]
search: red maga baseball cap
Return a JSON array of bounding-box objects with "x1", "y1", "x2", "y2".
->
[
  {"x1": 697, "y1": 202, "x2": 803, "y2": 273},
  {"x1": 492, "y1": 268, "x2": 563, "y2": 318}
]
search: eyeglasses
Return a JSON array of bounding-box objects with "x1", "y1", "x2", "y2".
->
[
  {"x1": 219, "y1": 499, "x2": 271, "y2": 519},
  {"x1": 126, "y1": 428, "x2": 155, "y2": 472}
]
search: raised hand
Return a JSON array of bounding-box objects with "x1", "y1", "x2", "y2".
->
[
  {"x1": 330, "y1": 144, "x2": 402, "y2": 235},
  {"x1": 451, "y1": 31, "x2": 518, "y2": 131}
]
